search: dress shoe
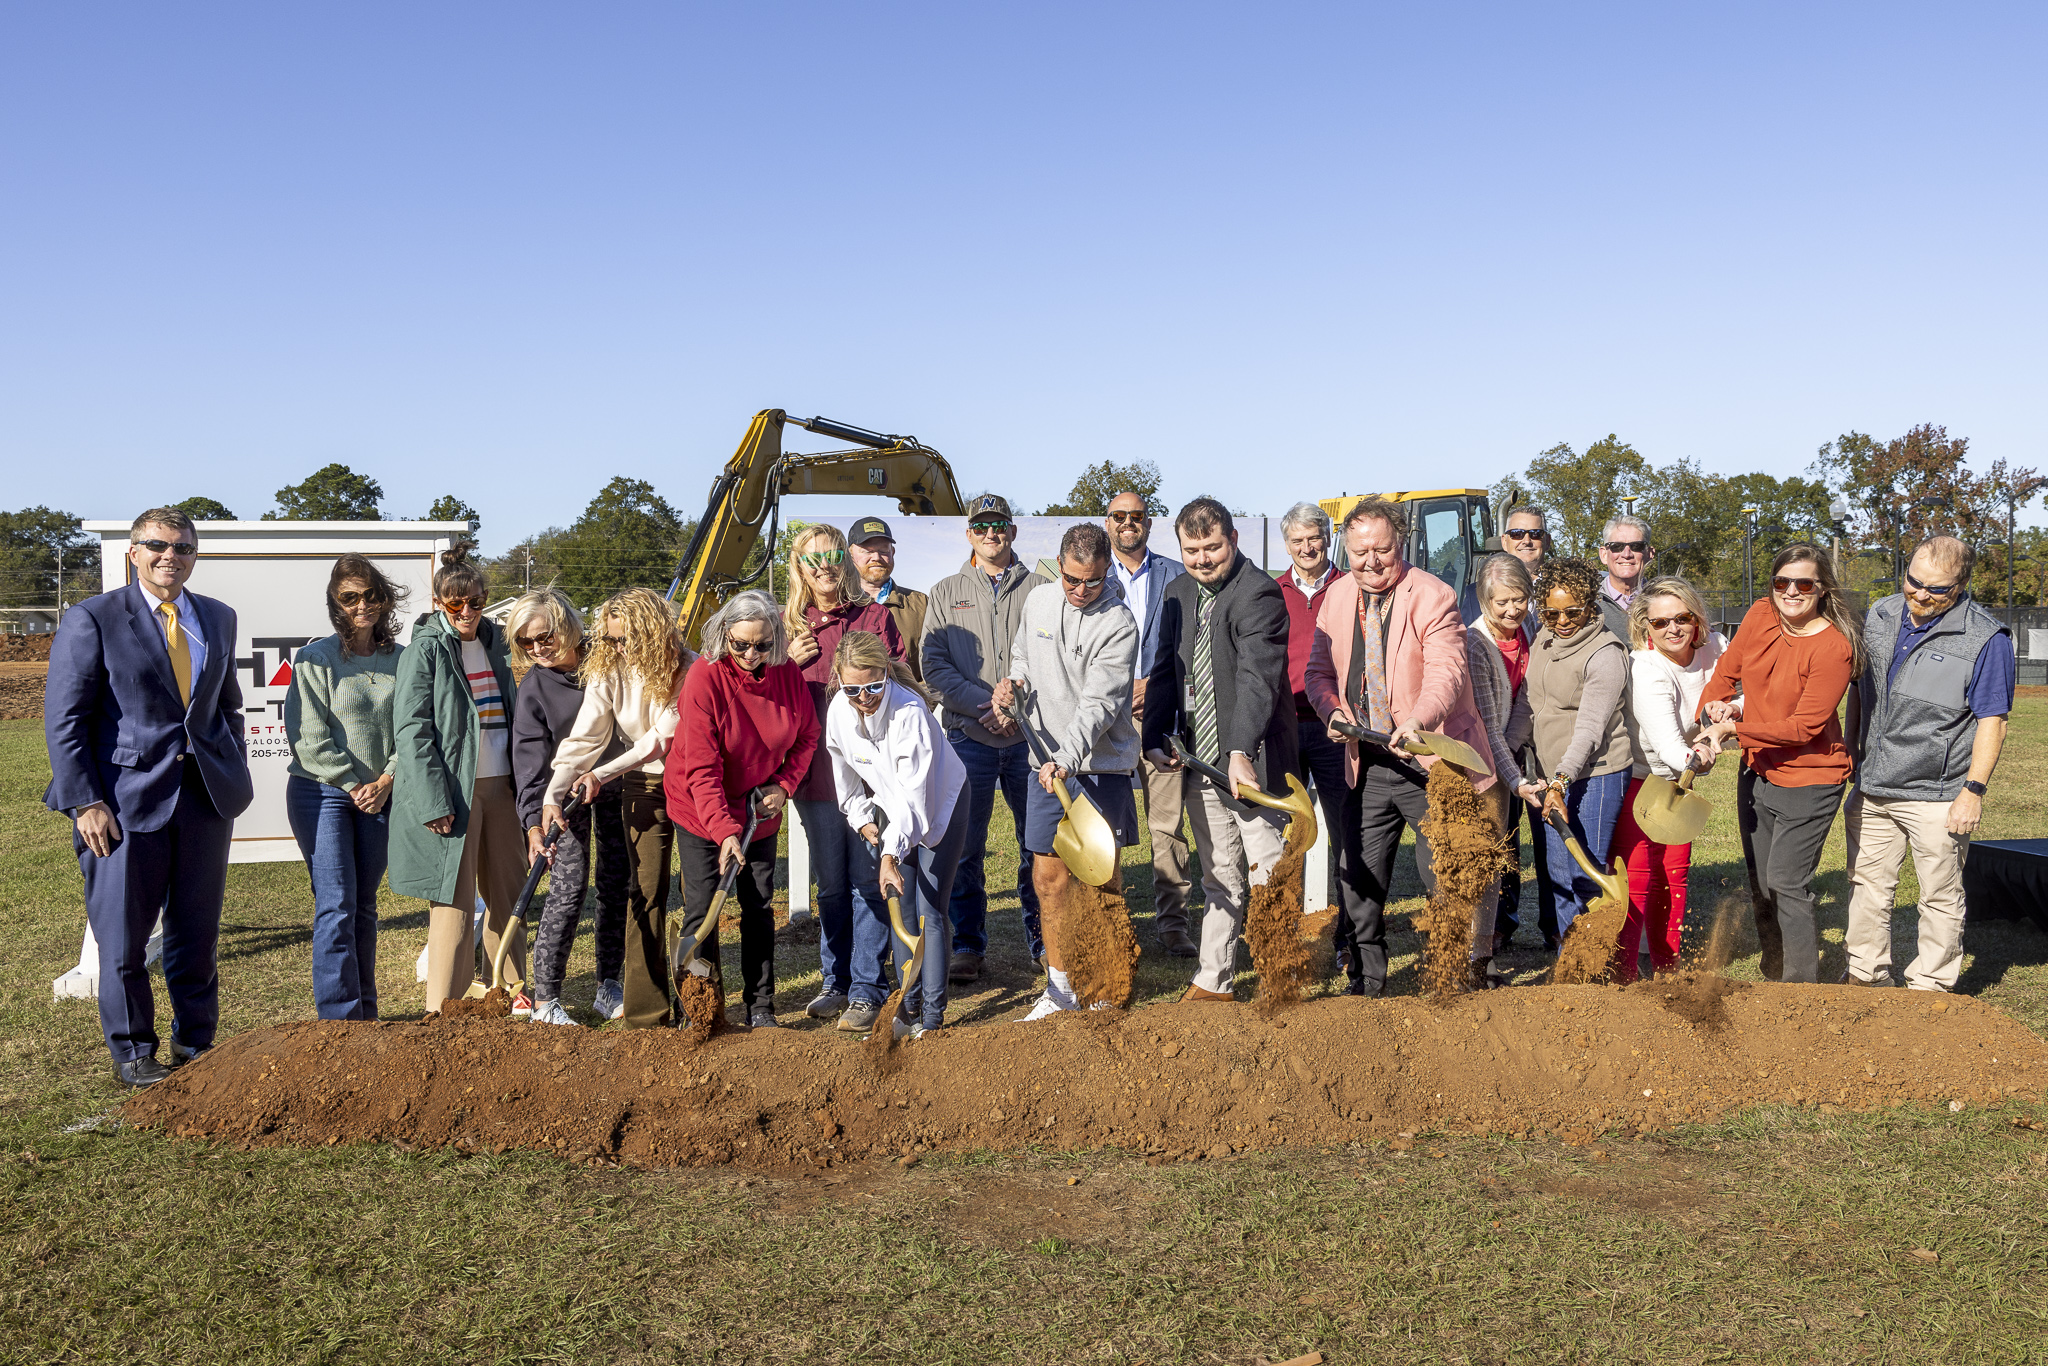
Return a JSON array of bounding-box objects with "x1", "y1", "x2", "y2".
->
[
  {"x1": 169, "y1": 1041, "x2": 210, "y2": 1066},
  {"x1": 1841, "y1": 971, "x2": 1894, "y2": 988},
  {"x1": 116, "y1": 1056, "x2": 172, "y2": 1088},
  {"x1": 1181, "y1": 984, "x2": 1235, "y2": 1003},
  {"x1": 1158, "y1": 930, "x2": 1199, "y2": 958},
  {"x1": 947, "y1": 951, "x2": 983, "y2": 983}
]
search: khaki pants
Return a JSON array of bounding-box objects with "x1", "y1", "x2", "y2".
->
[
  {"x1": 1184, "y1": 773, "x2": 1288, "y2": 995},
  {"x1": 1844, "y1": 790, "x2": 1971, "y2": 991},
  {"x1": 424, "y1": 775, "x2": 527, "y2": 1012},
  {"x1": 618, "y1": 773, "x2": 676, "y2": 1029},
  {"x1": 1141, "y1": 756, "x2": 1194, "y2": 936}
]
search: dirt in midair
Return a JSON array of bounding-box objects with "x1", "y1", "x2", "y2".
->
[
  {"x1": 674, "y1": 973, "x2": 727, "y2": 1046},
  {"x1": 1415, "y1": 764, "x2": 1513, "y2": 1001},
  {"x1": 1058, "y1": 880, "x2": 1140, "y2": 1008},
  {"x1": 435, "y1": 988, "x2": 513, "y2": 1019},
  {"x1": 1243, "y1": 809, "x2": 1319, "y2": 1011},
  {"x1": 1554, "y1": 888, "x2": 1630, "y2": 986}
]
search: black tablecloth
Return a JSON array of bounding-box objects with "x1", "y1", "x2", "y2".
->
[{"x1": 1963, "y1": 840, "x2": 2048, "y2": 933}]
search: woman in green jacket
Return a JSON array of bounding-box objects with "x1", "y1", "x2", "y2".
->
[{"x1": 389, "y1": 544, "x2": 528, "y2": 1014}]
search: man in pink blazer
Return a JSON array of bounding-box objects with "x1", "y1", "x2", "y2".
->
[{"x1": 1305, "y1": 496, "x2": 1494, "y2": 996}]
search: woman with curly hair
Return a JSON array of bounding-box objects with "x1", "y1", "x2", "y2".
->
[
  {"x1": 1696, "y1": 544, "x2": 1862, "y2": 983},
  {"x1": 285, "y1": 553, "x2": 409, "y2": 1020},
  {"x1": 1513, "y1": 555, "x2": 1632, "y2": 952},
  {"x1": 782, "y1": 522, "x2": 906, "y2": 1032},
  {"x1": 546, "y1": 586, "x2": 694, "y2": 1028}
]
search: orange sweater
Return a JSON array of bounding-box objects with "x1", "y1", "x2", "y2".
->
[{"x1": 1697, "y1": 599, "x2": 1855, "y2": 787}]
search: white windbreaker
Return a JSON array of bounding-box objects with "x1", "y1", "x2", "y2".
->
[{"x1": 825, "y1": 680, "x2": 967, "y2": 861}]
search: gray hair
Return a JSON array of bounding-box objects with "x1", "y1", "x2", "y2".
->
[
  {"x1": 1280, "y1": 501, "x2": 1331, "y2": 541},
  {"x1": 1504, "y1": 504, "x2": 1549, "y2": 530},
  {"x1": 506, "y1": 588, "x2": 584, "y2": 666},
  {"x1": 1601, "y1": 515, "x2": 1650, "y2": 543},
  {"x1": 1476, "y1": 551, "x2": 1533, "y2": 600},
  {"x1": 702, "y1": 589, "x2": 789, "y2": 666}
]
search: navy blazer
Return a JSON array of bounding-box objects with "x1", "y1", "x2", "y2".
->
[
  {"x1": 1140, "y1": 551, "x2": 1299, "y2": 793},
  {"x1": 1123, "y1": 548, "x2": 1187, "y2": 679},
  {"x1": 43, "y1": 582, "x2": 253, "y2": 832}
]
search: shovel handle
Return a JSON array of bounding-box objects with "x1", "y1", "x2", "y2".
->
[
  {"x1": 675, "y1": 798, "x2": 765, "y2": 976},
  {"x1": 1166, "y1": 736, "x2": 1255, "y2": 815},
  {"x1": 1331, "y1": 717, "x2": 1424, "y2": 756}
]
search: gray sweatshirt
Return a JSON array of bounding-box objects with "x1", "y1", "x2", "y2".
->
[{"x1": 1007, "y1": 578, "x2": 1139, "y2": 775}]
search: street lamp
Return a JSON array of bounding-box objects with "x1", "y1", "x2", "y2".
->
[{"x1": 1826, "y1": 494, "x2": 1852, "y2": 582}]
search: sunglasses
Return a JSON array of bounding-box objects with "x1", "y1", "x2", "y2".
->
[
  {"x1": 799, "y1": 549, "x2": 845, "y2": 568},
  {"x1": 1061, "y1": 572, "x2": 1107, "y2": 590},
  {"x1": 134, "y1": 538, "x2": 198, "y2": 556},
  {"x1": 728, "y1": 639, "x2": 770, "y2": 657},
  {"x1": 514, "y1": 630, "x2": 557, "y2": 651},
  {"x1": 840, "y1": 680, "x2": 888, "y2": 699},
  {"x1": 1646, "y1": 613, "x2": 1697, "y2": 631},
  {"x1": 335, "y1": 589, "x2": 387, "y2": 608},
  {"x1": 1538, "y1": 607, "x2": 1587, "y2": 623},
  {"x1": 1904, "y1": 570, "x2": 1958, "y2": 598},
  {"x1": 1502, "y1": 528, "x2": 1544, "y2": 542},
  {"x1": 969, "y1": 520, "x2": 1013, "y2": 533},
  {"x1": 600, "y1": 633, "x2": 630, "y2": 649},
  {"x1": 1107, "y1": 511, "x2": 1146, "y2": 525},
  {"x1": 1603, "y1": 540, "x2": 1649, "y2": 555},
  {"x1": 441, "y1": 596, "x2": 487, "y2": 612},
  {"x1": 1772, "y1": 576, "x2": 1821, "y2": 595}
]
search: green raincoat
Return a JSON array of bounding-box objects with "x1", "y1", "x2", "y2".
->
[{"x1": 387, "y1": 610, "x2": 519, "y2": 903}]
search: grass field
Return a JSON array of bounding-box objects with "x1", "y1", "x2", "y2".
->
[{"x1": 4, "y1": 711, "x2": 2047, "y2": 1364}]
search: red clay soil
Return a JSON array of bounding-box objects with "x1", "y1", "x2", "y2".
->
[
  {"x1": 1416, "y1": 764, "x2": 1513, "y2": 999},
  {"x1": 0, "y1": 634, "x2": 53, "y2": 662},
  {"x1": 127, "y1": 979, "x2": 2048, "y2": 1170},
  {"x1": 1243, "y1": 810, "x2": 1318, "y2": 1010},
  {"x1": 1058, "y1": 881, "x2": 1141, "y2": 1009},
  {"x1": 0, "y1": 661, "x2": 45, "y2": 720}
]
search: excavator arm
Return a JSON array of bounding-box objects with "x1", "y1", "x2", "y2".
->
[{"x1": 667, "y1": 408, "x2": 965, "y2": 645}]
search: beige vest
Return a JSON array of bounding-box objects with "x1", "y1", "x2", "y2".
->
[{"x1": 1525, "y1": 622, "x2": 1632, "y2": 780}]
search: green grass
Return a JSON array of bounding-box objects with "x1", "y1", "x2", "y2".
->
[{"x1": 3, "y1": 711, "x2": 2047, "y2": 1364}]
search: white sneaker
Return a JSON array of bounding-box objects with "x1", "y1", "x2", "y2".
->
[
  {"x1": 531, "y1": 999, "x2": 578, "y2": 1026},
  {"x1": 1023, "y1": 992, "x2": 1067, "y2": 1021},
  {"x1": 891, "y1": 1015, "x2": 929, "y2": 1041},
  {"x1": 591, "y1": 979, "x2": 625, "y2": 1021}
]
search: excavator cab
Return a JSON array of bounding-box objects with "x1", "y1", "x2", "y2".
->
[{"x1": 1318, "y1": 489, "x2": 1497, "y2": 617}]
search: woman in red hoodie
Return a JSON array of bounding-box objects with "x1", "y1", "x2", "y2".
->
[{"x1": 665, "y1": 590, "x2": 819, "y2": 1028}]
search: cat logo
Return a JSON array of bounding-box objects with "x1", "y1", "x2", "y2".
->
[{"x1": 867, "y1": 467, "x2": 887, "y2": 488}]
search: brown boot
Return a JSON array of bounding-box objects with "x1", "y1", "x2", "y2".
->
[
  {"x1": 1181, "y1": 984, "x2": 1235, "y2": 1003},
  {"x1": 1159, "y1": 929, "x2": 1199, "y2": 958}
]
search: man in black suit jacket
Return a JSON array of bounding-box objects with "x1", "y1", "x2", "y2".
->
[
  {"x1": 1141, "y1": 497, "x2": 1298, "y2": 1002},
  {"x1": 44, "y1": 508, "x2": 252, "y2": 1087}
]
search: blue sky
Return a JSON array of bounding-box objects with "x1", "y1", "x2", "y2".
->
[{"x1": 4, "y1": 3, "x2": 2044, "y2": 552}]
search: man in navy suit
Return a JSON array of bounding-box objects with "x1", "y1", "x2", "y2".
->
[
  {"x1": 1105, "y1": 490, "x2": 1196, "y2": 956},
  {"x1": 44, "y1": 508, "x2": 253, "y2": 1087}
]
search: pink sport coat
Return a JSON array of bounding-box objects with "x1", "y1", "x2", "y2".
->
[{"x1": 1303, "y1": 565, "x2": 1496, "y2": 792}]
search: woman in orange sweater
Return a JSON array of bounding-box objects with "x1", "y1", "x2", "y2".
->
[{"x1": 1696, "y1": 544, "x2": 1865, "y2": 983}]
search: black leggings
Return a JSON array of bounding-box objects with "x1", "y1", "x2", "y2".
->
[
  {"x1": 529, "y1": 787, "x2": 629, "y2": 1003},
  {"x1": 675, "y1": 826, "x2": 778, "y2": 1011}
]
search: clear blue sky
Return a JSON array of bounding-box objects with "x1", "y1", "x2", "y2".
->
[{"x1": 5, "y1": 3, "x2": 2044, "y2": 553}]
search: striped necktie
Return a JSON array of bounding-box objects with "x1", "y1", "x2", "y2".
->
[
  {"x1": 158, "y1": 601, "x2": 193, "y2": 707},
  {"x1": 1190, "y1": 585, "x2": 1220, "y2": 763}
]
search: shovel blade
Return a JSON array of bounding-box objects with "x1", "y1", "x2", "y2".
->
[
  {"x1": 1633, "y1": 775, "x2": 1711, "y2": 845},
  {"x1": 1415, "y1": 730, "x2": 1488, "y2": 775},
  {"x1": 1051, "y1": 782, "x2": 1121, "y2": 887}
]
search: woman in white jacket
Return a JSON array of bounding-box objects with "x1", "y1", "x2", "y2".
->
[
  {"x1": 825, "y1": 630, "x2": 968, "y2": 1040},
  {"x1": 1612, "y1": 576, "x2": 1726, "y2": 982}
]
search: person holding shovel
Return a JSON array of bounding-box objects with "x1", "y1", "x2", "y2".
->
[
  {"x1": 992, "y1": 521, "x2": 1142, "y2": 1020},
  {"x1": 825, "y1": 630, "x2": 969, "y2": 1040},
  {"x1": 1463, "y1": 551, "x2": 1534, "y2": 987},
  {"x1": 1141, "y1": 496, "x2": 1296, "y2": 1004},
  {"x1": 1609, "y1": 576, "x2": 1726, "y2": 983},
  {"x1": 667, "y1": 591, "x2": 819, "y2": 1028}
]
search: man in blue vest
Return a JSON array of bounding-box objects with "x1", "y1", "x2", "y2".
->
[
  {"x1": 1844, "y1": 536, "x2": 2011, "y2": 991},
  {"x1": 44, "y1": 508, "x2": 253, "y2": 1086}
]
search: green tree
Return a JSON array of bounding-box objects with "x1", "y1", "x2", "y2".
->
[
  {"x1": 172, "y1": 496, "x2": 236, "y2": 521},
  {"x1": 1517, "y1": 435, "x2": 1650, "y2": 558},
  {"x1": 1039, "y1": 459, "x2": 1168, "y2": 517},
  {"x1": 265, "y1": 464, "x2": 385, "y2": 520},
  {"x1": 425, "y1": 495, "x2": 480, "y2": 534},
  {"x1": 545, "y1": 477, "x2": 691, "y2": 607},
  {"x1": 0, "y1": 506, "x2": 95, "y2": 610}
]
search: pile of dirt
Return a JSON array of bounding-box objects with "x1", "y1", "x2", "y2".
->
[
  {"x1": 0, "y1": 661, "x2": 46, "y2": 720},
  {"x1": 0, "y1": 634, "x2": 53, "y2": 662},
  {"x1": 128, "y1": 984, "x2": 2048, "y2": 1170},
  {"x1": 1242, "y1": 806, "x2": 1320, "y2": 1009},
  {"x1": 1058, "y1": 881, "x2": 1140, "y2": 1008},
  {"x1": 1416, "y1": 762, "x2": 1513, "y2": 998}
]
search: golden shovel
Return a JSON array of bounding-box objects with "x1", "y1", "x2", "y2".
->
[
  {"x1": 1543, "y1": 807, "x2": 1629, "y2": 905},
  {"x1": 1000, "y1": 688, "x2": 1119, "y2": 887},
  {"x1": 1166, "y1": 736, "x2": 1318, "y2": 849},
  {"x1": 1331, "y1": 717, "x2": 1488, "y2": 776},
  {"x1": 1633, "y1": 756, "x2": 1712, "y2": 846}
]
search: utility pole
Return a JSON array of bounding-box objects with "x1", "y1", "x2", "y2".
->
[
  {"x1": 55, "y1": 544, "x2": 64, "y2": 622},
  {"x1": 522, "y1": 549, "x2": 533, "y2": 594},
  {"x1": 1742, "y1": 506, "x2": 1760, "y2": 606}
]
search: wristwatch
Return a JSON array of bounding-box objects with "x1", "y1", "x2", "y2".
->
[{"x1": 1962, "y1": 780, "x2": 1988, "y2": 797}]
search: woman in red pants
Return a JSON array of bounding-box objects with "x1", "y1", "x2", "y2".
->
[{"x1": 1612, "y1": 577, "x2": 1726, "y2": 982}]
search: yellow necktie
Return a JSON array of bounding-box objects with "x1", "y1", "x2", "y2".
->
[{"x1": 159, "y1": 601, "x2": 193, "y2": 707}]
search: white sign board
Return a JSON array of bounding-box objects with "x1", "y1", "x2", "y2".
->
[{"x1": 88, "y1": 520, "x2": 474, "y2": 864}]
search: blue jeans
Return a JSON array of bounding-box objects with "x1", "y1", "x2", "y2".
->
[
  {"x1": 1542, "y1": 769, "x2": 1629, "y2": 942},
  {"x1": 796, "y1": 799, "x2": 894, "y2": 1005},
  {"x1": 286, "y1": 774, "x2": 389, "y2": 1021},
  {"x1": 899, "y1": 792, "x2": 972, "y2": 1029},
  {"x1": 944, "y1": 732, "x2": 1044, "y2": 960}
]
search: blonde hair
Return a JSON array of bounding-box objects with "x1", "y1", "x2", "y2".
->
[
  {"x1": 1628, "y1": 575, "x2": 1710, "y2": 652},
  {"x1": 507, "y1": 588, "x2": 584, "y2": 667},
  {"x1": 831, "y1": 629, "x2": 931, "y2": 705},
  {"x1": 784, "y1": 523, "x2": 867, "y2": 640},
  {"x1": 581, "y1": 585, "x2": 689, "y2": 699}
]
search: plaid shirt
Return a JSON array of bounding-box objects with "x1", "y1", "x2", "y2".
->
[{"x1": 1463, "y1": 616, "x2": 1528, "y2": 791}]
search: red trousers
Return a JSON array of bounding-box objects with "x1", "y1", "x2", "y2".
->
[{"x1": 1608, "y1": 776, "x2": 1692, "y2": 984}]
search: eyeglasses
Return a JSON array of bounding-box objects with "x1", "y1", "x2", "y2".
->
[
  {"x1": 134, "y1": 539, "x2": 198, "y2": 556},
  {"x1": 798, "y1": 549, "x2": 845, "y2": 568},
  {"x1": 1646, "y1": 613, "x2": 1697, "y2": 631},
  {"x1": 969, "y1": 520, "x2": 1013, "y2": 534},
  {"x1": 514, "y1": 630, "x2": 557, "y2": 651},
  {"x1": 601, "y1": 633, "x2": 629, "y2": 649},
  {"x1": 1107, "y1": 511, "x2": 1146, "y2": 525},
  {"x1": 1502, "y1": 528, "x2": 1543, "y2": 542},
  {"x1": 1904, "y1": 570, "x2": 1958, "y2": 598},
  {"x1": 1771, "y1": 576, "x2": 1821, "y2": 595},
  {"x1": 1603, "y1": 540, "x2": 1649, "y2": 555},
  {"x1": 1061, "y1": 572, "x2": 1106, "y2": 590},
  {"x1": 839, "y1": 680, "x2": 888, "y2": 699},
  {"x1": 1538, "y1": 607, "x2": 1587, "y2": 623},
  {"x1": 335, "y1": 589, "x2": 387, "y2": 608},
  {"x1": 442, "y1": 596, "x2": 487, "y2": 612},
  {"x1": 728, "y1": 639, "x2": 769, "y2": 657}
]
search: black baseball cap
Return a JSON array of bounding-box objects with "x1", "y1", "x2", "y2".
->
[
  {"x1": 849, "y1": 515, "x2": 894, "y2": 544},
  {"x1": 969, "y1": 494, "x2": 1014, "y2": 522}
]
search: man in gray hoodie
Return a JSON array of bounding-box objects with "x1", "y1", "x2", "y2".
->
[{"x1": 992, "y1": 521, "x2": 1141, "y2": 1018}]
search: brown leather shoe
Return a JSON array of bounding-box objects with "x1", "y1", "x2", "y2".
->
[{"x1": 1181, "y1": 984, "x2": 1235, "y2": 1003}]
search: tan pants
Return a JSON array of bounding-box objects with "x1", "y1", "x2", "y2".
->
[
  {"x1": 424, "y1": 775, "x2": 528, "y2": 1012},
  {"x1": 1141, "y1": 757, "x2": 1194, "y2": 935},
  {"x1": 1844, "y1": 790, "x2": 1971, "y2": 991},
  {"x1": 1184, "y1": 773, "x2": 1288, "y2": 995},
  {"x1": 618, "y1": 773, "x2": 675, "y2": 1030}
]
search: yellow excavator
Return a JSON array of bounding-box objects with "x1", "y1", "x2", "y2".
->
[
  {"x1": 666, "y1": 408, "x2": 967, "y2": 644},
  {"x1": 1318, "y1": 489, "x2": 1499, "y2": 615}
]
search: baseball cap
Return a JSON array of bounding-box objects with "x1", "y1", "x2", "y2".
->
[
  {"x1": 969, "y1": 494, "x2": 1014, "y2": 522},
  {"x1": 849, "y1": 515, "x2": 894, "y2": 544}
]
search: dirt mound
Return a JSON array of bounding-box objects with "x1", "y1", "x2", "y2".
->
[
  {"x1": 0, "y1": 661, "x2": 45, "y2": 719},
  {"x1": 128, "y1": 985, "x2": 2048, "y2": 1169},
  {"x1": 0, "y1": 634, "x2": 53, "y2": 662},
  {"x1": 1059, "y1": 881, "x2": 1140, "y2": 1008},
  {"x1": 1243, "y1": 808, "x2": 1317, "y2": 1010},
  {"x1": 1417, "y1": 763, "x2": 1513, "y2": 999}
]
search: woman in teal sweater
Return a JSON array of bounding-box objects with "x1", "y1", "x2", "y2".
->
[{"x1": 285, "y1": 554, "x2": 407, "y2": 1020}]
